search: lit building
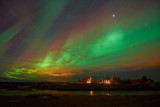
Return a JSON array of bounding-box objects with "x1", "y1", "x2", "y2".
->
[
  {"x1": 98, "y1": 79, "x2": 111, "y2": 84},
  {"x1": 80, "y1": 75, "x2": 120, "y2": 84},
  {"x1": 82, "y1": 76, "x2": 93, "y2": 84},
  {"x1": 86, "y1": 77, "x2": 92, "y2": 84},
  {"x1": 97, "y1": 76, "x2": 120, "y2": 84}
]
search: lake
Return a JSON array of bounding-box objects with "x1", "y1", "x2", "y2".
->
[{"x1": 0, "y1": 89, "x2": 160, "y2": 96}]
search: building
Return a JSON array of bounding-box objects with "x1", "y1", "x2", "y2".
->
[
  {"x1": 98, "y1": 79, "x2": 111, "y2": 84},
  {"x1": 81, "y1": 75, "x2": 120, "y2": 84},
  {"x1": 82, "y1": 76, "x2": 92, "y2": 84}
]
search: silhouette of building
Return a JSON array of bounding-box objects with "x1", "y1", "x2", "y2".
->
[
  {"x1": 81, "y1": 75, "x2": 121, "y2": 84},
  {"x1": 78, "y1": 75, "x2": 154, "y2": 85},
  {"x1": 97, "y1": 76, "x2": 120, "y2": 84}
]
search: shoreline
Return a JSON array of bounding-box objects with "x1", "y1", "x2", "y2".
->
[{"x1": 1, "y1": 82, "x2": 160, "y2": 91}]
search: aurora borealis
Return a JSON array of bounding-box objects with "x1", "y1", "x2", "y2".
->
[{"x1": 0, "y1": 0, "x2": 160, "y2": 81}]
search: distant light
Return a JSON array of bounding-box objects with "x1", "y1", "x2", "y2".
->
[{"x1": 112, "y1": 14, "x2": 116, "y2": 18}]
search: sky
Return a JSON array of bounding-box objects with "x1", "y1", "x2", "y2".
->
[{"x1": 0, "y1": 0, "x2": 160, "y2": 82}]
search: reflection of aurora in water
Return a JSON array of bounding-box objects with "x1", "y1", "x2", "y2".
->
[{"x1": 0, "y1": 0, "x2": 160, "y2": 81}]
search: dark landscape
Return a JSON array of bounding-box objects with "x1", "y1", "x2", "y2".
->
[
  {"x1": 1, "y1": 95, "x2": 160, "y2": 107},
  {"x1": 1, "y1": 78, "x2": 160, "y2": 107}
]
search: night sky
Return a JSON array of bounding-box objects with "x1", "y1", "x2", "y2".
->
[{"x1": 0, "y1": 0, "x2": 160, "y2": 82}]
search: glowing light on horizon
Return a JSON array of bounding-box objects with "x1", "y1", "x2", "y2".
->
[{"x1": 86, "y1": 77, "x2": 92, "y2": 84}]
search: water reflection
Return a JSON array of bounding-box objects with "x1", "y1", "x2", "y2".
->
[
  {"x1": 89, "y1": 91, "x2": 94, "y2": 96},
  {"x1": 105, "y1": 93, "x2": 111, "y2": 96},
  {"x1": 89, "y1": 91, "x2": 111, "y2": 96},
  {"x1": 0, "y1": 89, "x2": 160, "y2": 96}
]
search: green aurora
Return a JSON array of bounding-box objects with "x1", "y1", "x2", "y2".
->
[{"x1": 0, "y1": 0, "x2": 160, "y2": 81}]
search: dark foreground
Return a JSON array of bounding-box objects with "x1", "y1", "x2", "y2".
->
[{"x1": 0, "y1": 95, "x2": 160, "y2": 107}]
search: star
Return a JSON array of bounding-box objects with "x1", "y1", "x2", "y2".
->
[{"x1": 112, "y1": 14, "x2": 116, "y2": 18}]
